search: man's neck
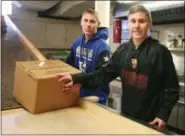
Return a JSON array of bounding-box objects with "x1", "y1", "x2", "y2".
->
[
  {"x1": 85, "y1": 34, "x2": 93, "y2": 43},
  {"x1": 133, "y1": 36, "x2": 147, "y2": 48}
]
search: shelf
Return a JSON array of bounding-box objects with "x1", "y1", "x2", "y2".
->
[{"x1": 168, "y1": 48, "x2": 184, "y2": 52}]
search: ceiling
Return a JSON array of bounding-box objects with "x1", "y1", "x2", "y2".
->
[
  {"x1": 12, "y1": 1, "x2": 60, "y2": 11},
  {"x1": 114, "y1": 1, "x2": 184, "y2": 18},
  {"x1": 12, "y1": 1, "x2": 117, "y2": 19},
  {"x1": 12, "y1": 1, "x2": 184, "y2": 20}
]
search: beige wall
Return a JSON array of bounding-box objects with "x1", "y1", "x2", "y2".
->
[
  {"x1": 8, "y1": 3, "x2": 120, "y2": 52},
  {"x1": 9, "y1": 4, "x2": 82, "y2": 49}
]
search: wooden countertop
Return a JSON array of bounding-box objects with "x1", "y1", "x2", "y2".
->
[{"x1": 1, "y1": 100, "x2": 162, "y2": 134}]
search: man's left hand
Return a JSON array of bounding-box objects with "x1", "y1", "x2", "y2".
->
[{"x1": 149, "y1": 118, "x2": 166, "y2": 128}]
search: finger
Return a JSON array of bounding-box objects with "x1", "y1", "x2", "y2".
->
[
  {"x1": 60, "y1": 85, "x2": 70, "y2": 92},
  {"x1": 57, "y1": 72, "x2": 69, "y2": 76},
  {"x1": 65, "y1": 82, "x2": 73, "y2": 88},
  {"x1": 58, "y1": 76, "x2": 70, "y2": 82},
  {"x1": 56, "y1": 72, "x2": 69, "y2": 77},
  {"x1": 58, "y1": 77, "x2": 64, "y2": 82},
  {"x1": 72, "y1": 84, "x2": 81, "y2": 89},
  {"x1": 157, "y1": 121, "x2": 163, "y2": 128},
  {"x1": 149, "y1": 119, "x2": 157, "y2": 126},
  {"x1": 62, "y1": 87, "x2": 71, "y2": 92},
  {"x1": 158, "y1": 121, "x2": 166, "y2": 128}
]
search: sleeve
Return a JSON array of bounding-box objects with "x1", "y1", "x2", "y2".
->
[
  {"x1": 65, "y1": 46, "x2": 75, "y2": 67},
  {"x1": 72, "y1": 45, "x2": 123, "y2": 89},
  {"x1": 157, "y1": 46, "x2": 180, "y2": 122},
  {"x1": 65, "y1": 41, "x2": 76, "y2": 67},
  {"x1": 95, "y1": 43, "x2": 110, "y2": 70}
]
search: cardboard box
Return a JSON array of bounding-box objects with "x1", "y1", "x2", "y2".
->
[{"x1": 13, "y1": 60, "x2": 81, "y2": 114}]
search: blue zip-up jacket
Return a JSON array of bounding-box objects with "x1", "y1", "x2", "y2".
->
[{"x1": 66, "y1": 27, "x2": 110, "y2": 104}]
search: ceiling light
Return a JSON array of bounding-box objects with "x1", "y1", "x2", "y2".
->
[{"x1": 117, "y1": 1, "x2": 137, "y2": 4}]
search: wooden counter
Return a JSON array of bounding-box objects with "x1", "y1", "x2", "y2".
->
[{"x1": 1, "y1": 100, "x2": 162, "y2": 134}]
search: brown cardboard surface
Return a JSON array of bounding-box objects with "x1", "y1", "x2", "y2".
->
[
  {"x1": 16, "y1": 60, "x2": 67, "y2": 69},
  {"x1": 13, "y1": 60, "x2": 81, "y2": 114},
  {"x1": 27, "y1": 67, "x2": 73, "y2": 79},
  {"x1": 1, "y1": 100, "x2": 163, "y2": 134}
]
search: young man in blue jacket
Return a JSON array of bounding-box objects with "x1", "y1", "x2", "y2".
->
[{"x1": 65, "y1": 9, "x2": 110, "y2": 105}]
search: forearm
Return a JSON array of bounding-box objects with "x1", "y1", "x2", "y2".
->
[
  {"x1": 72, "y1": 67, "x2": 110, "y2": 89},
  {"x1": 72, "y1": 44, "x2": 121, "y2": 89},
  {"x1": 157, "y1": 88, "x2": 179, "y2": 122}
]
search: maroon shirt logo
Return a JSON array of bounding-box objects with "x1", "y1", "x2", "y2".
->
[{"x1": 121, "y1": 69, "x2": 148, "y2": 89}]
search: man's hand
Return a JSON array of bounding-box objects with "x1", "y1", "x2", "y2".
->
[
  {"x1": 57, "y1": 72, "x2": 73, "y2": 91},
  {"x1": 149, "y1": 118, "x2": 166, "y2": 128}
]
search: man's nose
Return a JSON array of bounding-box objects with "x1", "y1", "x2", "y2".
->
[
  {"x1": 86, "y1": 21, "x2": 91, "y2": 27},
  {"x1": 134, "y1": 22, "x2": 139, "y2": 28},
  {"x1": 136, "y1": 22, "x2": 140, "y2": 28}
]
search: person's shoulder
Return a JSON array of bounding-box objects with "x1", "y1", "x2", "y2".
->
[
  {"x1": 73, "y1": 36, "x2": 82, "y2": 44},
  {"x1": 95, "y1": 38, "x2": 107, "y2": 46},
  {"x1": 148, "y1": 37, "x2": 169, "y2": 52},
  {"x1": 151, "y1": 39, "x2": 171, "y2": 56},
  {"x1": 155, "y1": 41, "x2": 170, "y2": 53},
  {"x1": 94, "y1": 39, "x2": 110, "y2": 51},
  {"x1": 72, "y1": 35, "x2": 83, "y2": 48},
  {"x1": 117, "y1": 41, "x2": 130, "y2": 51},
  {"x1": 160, "y1": 44, "x2": 172, "y2": 57}
]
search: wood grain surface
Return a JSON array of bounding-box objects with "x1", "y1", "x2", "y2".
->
[{"x1": 1, "y1": 100, "x2": 162, "y2": 134}]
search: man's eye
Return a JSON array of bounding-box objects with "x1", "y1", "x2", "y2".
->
[
  {"x1": 90, "y1": 20, "x2": 96, "y2": 23},
  {"x1": 131, "y1": 19, "x2": 136, "y2": 23},
  {"x1": 139, "y1": 20, "x2": 145, "y2": 23}
]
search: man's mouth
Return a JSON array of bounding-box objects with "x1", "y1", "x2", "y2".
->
[{"x1": 133, "y1": 31, "x2": 142, "y2": 34}]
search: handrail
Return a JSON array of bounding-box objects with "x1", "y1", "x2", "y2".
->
[
  {"x1": 4, "y1": 15, "x2": 99, "y2": 103},
  {"x1": 4, "y1": 15, "x2": 47, "y2": 61}
]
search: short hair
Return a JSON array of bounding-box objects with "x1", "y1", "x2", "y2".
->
[
  {"x1": 128, "y1": 5, "x2": 152, "y2": 22},
  {"x1": 81, "y1": 9, "x2": 100, "y2": 24}
]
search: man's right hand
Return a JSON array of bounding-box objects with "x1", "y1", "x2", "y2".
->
[{"x1": 57, "y1": 72, "x2": 73, "y2": 91}]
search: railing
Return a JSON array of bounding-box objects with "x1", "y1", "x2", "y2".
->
[
  {"x1": 4, "y1": 15, "x2": 47, "y2": 62},
  {"x1": 4, "y1": 15, "x2": 99, "y2": 103}
]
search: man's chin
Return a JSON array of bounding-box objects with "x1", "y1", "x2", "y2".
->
[
  {"x1": 132, "y1": 36, "x2": 143, "y2": 39},
  {"x1": 132, "y1": 34, "x2": 148, "y2": 40},
  {"x1": 85, "y1": 33, "x2": 93, "y2": 36}
]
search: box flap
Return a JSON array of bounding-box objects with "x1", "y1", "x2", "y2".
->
[
  {"x1": 16, "y1": 60, "x2": 69, "y2": 70},
  {"x1": 16, "y1": 60, "x2": 80, "y2": 79},
  {"x1": 27, "y1": 67, "x2": 79, "y2": 79}
]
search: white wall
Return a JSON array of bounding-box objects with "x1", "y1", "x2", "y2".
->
[
  {"x1": 9, "y1": 4, "x2": 82, "y2": 49},
  {"x1": 171, "y1": 52, "x2": 184, "y2": 76},
  {"x1": 151, "y1": 24, "x2": 184, "y2": 46},
  {"x1": 151, "y1": 23, "x2": 184, "y2": 76}
]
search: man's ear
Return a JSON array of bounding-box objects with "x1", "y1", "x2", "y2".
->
[
  {"x1": 149, "y1": 20, "x2": 152, "y2": 28},
  {"x1": 80, "y1": 20, "x2": 83, "y2": 26},
  {"x1": 96, "y1": 21, "x2": 100, "y2": 27}
]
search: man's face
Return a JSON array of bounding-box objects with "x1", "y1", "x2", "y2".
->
[
  {"x1": 128, "y1": 11, "x2": 152, "y2": 40},
  {"x1": 81, "y1": 13, "x2": 99, "y2": 37}
]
